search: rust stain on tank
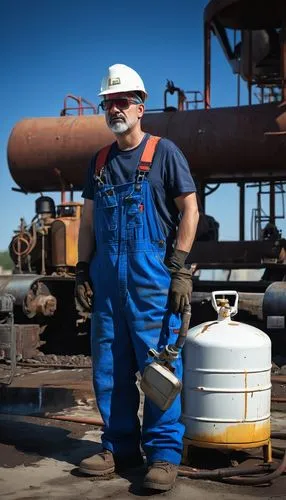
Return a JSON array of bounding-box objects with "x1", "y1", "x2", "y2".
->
[
  {"x1": 187, "y1": 421, "x2": 271, "y2": 449},
  {"x1": 195, "y1": 321, "x2": 218, "y2": 337}
]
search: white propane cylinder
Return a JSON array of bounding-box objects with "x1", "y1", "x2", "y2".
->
[{"x1": 182, "y1": 290, "x2": 272, "y2": 451}]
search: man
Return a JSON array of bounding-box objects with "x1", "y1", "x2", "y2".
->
[{"x1": 75, "y1": 63, "x2": 199, "y2": 491}]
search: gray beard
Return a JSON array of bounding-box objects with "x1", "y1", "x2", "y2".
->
[
  {"x1": 106, "y1": 114, "x2": 138, "y2": 135},
  {"x1": 108, "y1": 121, "x2": 129, "y2": 134}
]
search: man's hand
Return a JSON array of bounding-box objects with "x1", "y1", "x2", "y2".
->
[
  {"x1": 75, "y1": 261, "x2": 93, "y2": 312},
  {"x1": 167, "y1": 249, "x2": 193, "y2": 314},
  {"x1": 169, "y1": 267, "x2": 193, "y2": 314}
]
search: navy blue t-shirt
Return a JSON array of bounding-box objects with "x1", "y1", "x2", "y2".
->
[{"x1": 82, "y1": 133, "x2": 196, "y2": 245}]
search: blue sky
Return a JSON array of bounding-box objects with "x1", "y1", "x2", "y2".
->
[{"x1": 1, "y1": 0, "x2": 284, "y2": 251}]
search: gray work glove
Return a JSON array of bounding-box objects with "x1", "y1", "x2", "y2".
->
[
  {"x1": 74, "y1": 261, "x2": 93, "y2": 312},
  {"x1": 167, "y1": 249, "x2": 193, "y2": 314}
]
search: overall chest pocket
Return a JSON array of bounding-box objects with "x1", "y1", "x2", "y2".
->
[
  {"x1": 96, "y1": 188, "x2": 118, "y2": 235},
  {"x1": 124, "y1": 191, "x2": 143, "y2": 228}
]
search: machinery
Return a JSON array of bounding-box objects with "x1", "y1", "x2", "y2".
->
[
  {"x1": 0, "y1": 188, "x2": 84, "y2": 360},
  {"x1": 1, "y1": 0, "x2": 286, "y2": 360},
  {"x1": 9, "y1": 195, "x2": 81, "y2": 277}
]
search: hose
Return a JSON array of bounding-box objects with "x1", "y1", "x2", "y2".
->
[
  {"x1": 221, "y1": 450, "x2": 286, "y2": 485},
  {"x1": 178, "y1": 432, "x2": 286, "y2": 485},
  {"x1": 178, "y1": 463, "x2": 274, "y2": 479},
  {"x1": 174, "y1": 302, "x2": 192, "y2": 350}
]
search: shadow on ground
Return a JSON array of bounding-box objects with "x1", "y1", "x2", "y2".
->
[{"x1": 0, "y1": 416, "x2": 100, "y2": 467}]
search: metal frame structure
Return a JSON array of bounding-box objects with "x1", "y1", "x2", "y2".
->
[{"x1": 201, "y1": 0, "x2": 286, "y2": 243}]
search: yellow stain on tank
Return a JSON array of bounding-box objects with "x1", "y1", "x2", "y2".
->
[{"x1": 186, "y1": 420, "x2": 271, "y2": 449}]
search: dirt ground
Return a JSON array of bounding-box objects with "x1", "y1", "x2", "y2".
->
[{"x1": 0, "y1": 365, "x2": 285, "y2": 499}]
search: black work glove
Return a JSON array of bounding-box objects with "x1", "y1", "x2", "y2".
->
[
  {"x1": 167, "y1": 249, "x2": 193, "y2": 314},
  {"x1": 74, "y1": 261, "x2": 93, "y2": 312}
]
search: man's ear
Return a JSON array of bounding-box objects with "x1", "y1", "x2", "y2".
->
[{"x1": 137, "y1": 103, "x2": 145, "y2": 118}]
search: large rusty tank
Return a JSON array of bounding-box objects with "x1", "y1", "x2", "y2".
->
[{"x1": 7, "y1": 102, "x2": 286, "y2": 193}]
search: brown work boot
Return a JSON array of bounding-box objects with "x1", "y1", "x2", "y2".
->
[
  {"x1": 143, "y1": 461, "x2": 178, "y2": 491},
  {"x1": 79, "y1": 449, "x2": 115, "y2": 476}
]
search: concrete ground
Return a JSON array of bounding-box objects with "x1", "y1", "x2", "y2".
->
[{"x1": 0, "y1": 366, "x2": 285, "y2": 499}]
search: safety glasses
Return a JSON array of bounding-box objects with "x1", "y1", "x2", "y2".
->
[{"x1": 100, "y1": 97, "x2": 140, "y2": 111}]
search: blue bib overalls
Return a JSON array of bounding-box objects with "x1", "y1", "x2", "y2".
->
[{"x1": 89, "y1": 137, "x2": 185, "y2": 465}]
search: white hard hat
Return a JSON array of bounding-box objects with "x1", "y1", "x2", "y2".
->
[{"x1": 98, "y1": 64, "x2": 148, "y2": 100}]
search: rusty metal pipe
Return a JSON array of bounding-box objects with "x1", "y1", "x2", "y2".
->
[
  {"x1": 7, "y1": 102, "x2": 286, "y2": 193},
  {"x1": 7, "y1": 114, "x2": 114, "y2": 193},
  {"x1": 271, "y1": 375, "x2": 286, "y2": 383},
  {"x1": 271, "y1": 397, "x2": 286, "y2": 403}
]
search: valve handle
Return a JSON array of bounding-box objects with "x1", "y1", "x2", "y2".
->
[{"x1": 211, "y1": 290, "x2": 239, "y2": 317}]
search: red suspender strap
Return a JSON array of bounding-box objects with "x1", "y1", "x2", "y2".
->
[
  {"x1": 138, "y1": 136, "x2": 161, "y2": 172},
  {"x1": 94, "y1": 144, "x2": 112, "y2": 176},
  {"x1": 94, "y1": 136, "x2": 161, "y2": 177}
]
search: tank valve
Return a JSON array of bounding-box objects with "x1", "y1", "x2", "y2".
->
[
  {"x1": 216, "y1": 298, "x2": 229, "y2": 307},
  {"x1": 211, "y1": 290, "x2": 239, "y2": 318}
]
